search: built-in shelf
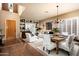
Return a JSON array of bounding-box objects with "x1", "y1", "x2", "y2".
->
[{"x1": 20, "y1": 19, "x2": 26, "y2": 32}]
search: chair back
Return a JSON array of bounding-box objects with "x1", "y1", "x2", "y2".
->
[
  {"x1": 76, "y1": 35, "x2": 79, "y2": 41},
  {"x1": 43, "y1": 34, "x2": 51, "y2": 46},
  {"x1": 70, "y1": 44, "x2": 79, "y2": 56},
  {"x1": 77, "y1": 47, "x2": 79, "y2": 56},
  {"x1": 68, "y1": 34, "x2": 75, "y2": 48},
  {"x1": 61, "y1": 32, "x2": 68, "y2": 36}
]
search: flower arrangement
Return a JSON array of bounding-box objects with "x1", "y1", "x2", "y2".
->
[
  {"x1": 52, "y1": 28, "x2": 59, "y2": 33},
  {"x1": 52, "y1": 28, "x2": 60, "y2": 36}
]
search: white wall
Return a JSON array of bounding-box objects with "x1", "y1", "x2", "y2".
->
[
  {"x1": 0, "y1": 3, "x2": 1, "y2": 10},
  {"x1": 18, "y1": 5, "x2": 25, "y2": 16},
  {"x1": 39, "y1": 10, "x2": 79, "y2": 32},
  {"x1": 0, "y1": 10, "x2": 20, "y2": 42}
]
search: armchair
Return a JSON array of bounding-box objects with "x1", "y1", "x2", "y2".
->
[{"x1": 43, "y1": 34, "x2": 56, "y2": 54}]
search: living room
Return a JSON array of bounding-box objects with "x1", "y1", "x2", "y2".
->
[{"x1": 0, "y1": 3, "x2": 79, "y2": 56}]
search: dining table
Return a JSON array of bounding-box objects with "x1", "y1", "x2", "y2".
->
[{"x1": 51, "y1": 35, "x2": 64, "y2": 54}]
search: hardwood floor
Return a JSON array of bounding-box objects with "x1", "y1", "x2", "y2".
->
[{"x1": 0, "y1": 39, "x2": 46, "y2": 56}]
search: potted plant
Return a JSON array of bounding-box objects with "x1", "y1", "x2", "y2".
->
[{"x1": 52, "y1": 28, "x2": 60, "y2": 36}]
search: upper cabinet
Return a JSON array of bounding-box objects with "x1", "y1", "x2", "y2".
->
[{"x1": 20, "y1": 19, "x2": 26, "y2": 32}]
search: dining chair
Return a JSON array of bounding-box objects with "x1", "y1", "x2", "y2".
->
[
  {"x1": 61, "y1": 32, "x2": 68, "y2": 36},
  {"x1": 70, "y1": 44, "x2": 79, "y2": 56},
  {"x1": 75, "y1": 35, "x2": 79, "y2": 41},
  {"x1": 76, "y1": 47, "x2": 79, "y2": 56},
  {"x1": 59, "y1": 34, "x2": 75, "y2": 55},
  {"x1": 43, "y1": 34, "x2": 56, "y2": 54}
]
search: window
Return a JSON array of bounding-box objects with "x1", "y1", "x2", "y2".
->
[
  {"x1": 25, "y1": 23, "x2": 36, "y2": 35},
  {"x1": 8, "y1": 3, "x2": 13, "y2": 12},
  {"x1": 72, "y1": 19, "x2": 77, "y2": 35},
  {"x1": 59, "y1": 17, "x2": 79, "y2": 35},
  {"x1": 67, "y1": 19, "x2": 71, "y2": 34}
]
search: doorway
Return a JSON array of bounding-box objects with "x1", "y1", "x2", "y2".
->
[{"x1": 6, "y1": 20, "x2": 16, "y2": 44}]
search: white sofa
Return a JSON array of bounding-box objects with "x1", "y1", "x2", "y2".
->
[
  {"x1": 25, "y1": 33, "x2": 40, "y2": 42},
  {"x1": 26, "y1": 33, "x2": 43, "y2": 42}
]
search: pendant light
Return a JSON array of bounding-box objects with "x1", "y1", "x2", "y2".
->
[{"x1": 56, "y1": 5, "x2": 59, "y2": 23}]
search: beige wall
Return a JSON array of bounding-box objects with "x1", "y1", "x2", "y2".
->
[
  {"x1": 0, "y1": 10, "x2": 20, "y2": 42},
  {"x1": 39, "y1": 9, "x2": 79, "y2": 32}
]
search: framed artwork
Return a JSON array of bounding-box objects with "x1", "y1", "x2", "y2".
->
[{"x1": 46, "y1": 22, "x2": 52, "y2": 30}]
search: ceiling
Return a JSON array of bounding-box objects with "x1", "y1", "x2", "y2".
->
[{"x1": 19, "y1": 3, "x2": 79, "y2": 21}]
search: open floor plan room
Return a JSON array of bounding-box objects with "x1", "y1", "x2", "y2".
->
[{"x1": 0, "y1": 3, "x2": 79, "y2": 56}]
